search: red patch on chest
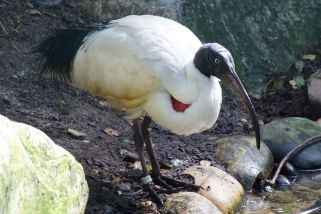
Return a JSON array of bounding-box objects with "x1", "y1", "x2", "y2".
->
[{"x1": 171, "y1": 96, "x2": 190, "y2": 112}]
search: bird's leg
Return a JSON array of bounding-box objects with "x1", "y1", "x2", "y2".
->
[
  {"x1": 133, "y1": 119, "x2": 162, "y2": 205},
  {"x1": 140, "y1": 116, "x2": 172, "y2": 189},
  {"x1": 141, "y1": 116, "x2": 201, "y2": 192},
  {"x1": 133, "y1": 119, "x2": 148, "y2": 176},
  {"x1": 140, "y1": 116, "x2": 161, "y2": 175}
]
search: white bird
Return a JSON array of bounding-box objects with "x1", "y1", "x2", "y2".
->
[{"x1": 38, "y1": 15, "x2": 260, "y2": 204}]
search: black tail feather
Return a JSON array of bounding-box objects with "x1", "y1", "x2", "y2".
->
[{"x1": 37, "y1": 28, "x2": 93, "y2": 81}]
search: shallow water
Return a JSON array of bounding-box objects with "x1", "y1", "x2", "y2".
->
[{"x1": 240, "y1": 172, "x2": 321, "y2": 214}]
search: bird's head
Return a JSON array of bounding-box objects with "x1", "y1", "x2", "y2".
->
[{"x1": 194, "y1": 43, "x2": 261, "y2": 149}]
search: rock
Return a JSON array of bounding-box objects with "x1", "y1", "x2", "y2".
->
[
  {"x1": 0, "y1": 115, "x2": 88, "y2": 214},
  {"x1": 261, "y1": 117, "x2": 321, "y2": 170},
  {"x1": 213, "y1": 136, "x2": 274, "y2": 191},
  {"x1": 275, "y1": 175, "x2": 291, "y2": 191},
  {"x1": 180, "y1": 1, "x2": 321, "y2": 92},
  {"x1": 163, "y1": 192, "x2": 223, "y2": 214},
  {"x1": 184, "y1": 165, "x2": 244, "y2": 213},
  {"x1": 317, "y1": 118, "x2": 321, "y2": 126},
  {"x1": 308, "y1": 70, "x2": 321, "y2": 118}
]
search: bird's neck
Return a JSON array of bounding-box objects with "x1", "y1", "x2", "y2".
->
[{"x1": 143, "y1": 61, "x2": 222, "y2": 135}]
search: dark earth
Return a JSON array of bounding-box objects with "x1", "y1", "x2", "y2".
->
[{"x1": 1, "y1": 1, "x2": 320, "y2": 213}]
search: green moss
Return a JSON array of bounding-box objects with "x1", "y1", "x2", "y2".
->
[{"x1": 0, "y1": 115, "x2": 88, "y2": 214}]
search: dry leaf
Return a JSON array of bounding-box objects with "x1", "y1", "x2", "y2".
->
[
  {"x1": 67, "y1": 128, "x2": 86, "y2": 139},
  {"x1": 146, "y1": 165, "x2": 153, "y2": 171},
  {"x1": 303, "y1": 54, "x2": 316, "y2": 61},
  {"x1": 132, "y1": 161, "x2": 142, "y2": 170},
  {"x1": 103, "y1": 128, "x2": 119, "y2": 136},
  {"x1": 289, "y1": 75, "x2": 305, "y2": 89},
  {"x1": 289, "y1": 79, "x2": 297, "y2": 89},
  {"x1": 111, "y1": 177, "x2": 122, "y2": 190}
]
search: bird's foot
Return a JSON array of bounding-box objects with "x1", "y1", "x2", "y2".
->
[
  {"x1": 153, "y1": 174, "x2": 201, "y2": 192},
  {"x1": 140, "y1": 174, "x2": 201, "y2": 206}
]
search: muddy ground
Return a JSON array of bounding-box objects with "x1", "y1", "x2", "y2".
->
[{"x1": 0, "y1": 1, "x2": 320, "y2": 213}]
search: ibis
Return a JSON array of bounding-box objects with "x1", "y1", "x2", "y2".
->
[{"x1": 38, "y1": 15, "x2": 260, "y2": 203}]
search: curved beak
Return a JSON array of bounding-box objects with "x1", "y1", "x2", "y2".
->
[{"x1": 225, "y1": 64, "x2": 261, "y2": 149}]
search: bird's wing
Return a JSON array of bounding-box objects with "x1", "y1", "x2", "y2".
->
[
  {"x1": 72, "y1": 15, "x2": 202, "y2": 110},
  {"x1": 109, "y1": 15, "x2": 203, "y2": 104}
]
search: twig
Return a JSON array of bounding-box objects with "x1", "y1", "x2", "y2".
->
[
  {"x1": 0, "y1": 19, "x2": 25, "y2": 57},
  {"x1": 265, "y1": 135, "x2": 321, "y2": 186}
]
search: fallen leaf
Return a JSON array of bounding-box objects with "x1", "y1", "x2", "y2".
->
[
  {"x1": 289, "y1": 75, "x2": 305, "y2": 89},
  {"x1": 132, "y1": 161, "x2": 142, "y2": 170},
  {"x1": 67, "y1": 128, "x2": 86, "y2": 139},
  {"x1": 103, "y1": 128, "x2": 119, "y2": 136},
  {"x1": 289, "y1": 79, "x2": 297, "y2": 89},
  {"x1": 111, "y1": 177, "x2": 122, "y2": 190},
  {"x1": 146, "y1": 165, "x2": 153, "y2": 171},
  {"x1": 303, "y1": 54, "x2": 316, "y2": 61}
]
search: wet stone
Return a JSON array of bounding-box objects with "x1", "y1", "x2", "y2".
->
[
  {"x1": 261, "y1": 117, "x2": 321, "y2": 170},
  {"x1": 163, "y1": 192, "x2": 223, "y2": 214},
  {"x1": 275, "y1": 175, "x2": 291, "y2": 191},
  {"x1": 213, "y1": 136, "x2": 274, "y2": 191},
  {"x1": 184, "y1": 165, "x2": 244, "y2": 213}
]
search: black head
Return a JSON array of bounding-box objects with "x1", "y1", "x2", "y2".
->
[
  {"x1": 194, "y1": 43, "x2": 261, "y2": 149},
  {"x1": 194, "y1": 43, "x2": 235, "y2": 79}
]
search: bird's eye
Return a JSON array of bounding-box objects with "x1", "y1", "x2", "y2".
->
[{"x1": 214, "y1": 58, "x2": 220, "y2": 64}]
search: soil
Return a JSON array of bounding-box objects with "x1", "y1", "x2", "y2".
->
[{"x1": 0, "y1": 1, "x2": 320, "y2": 214}]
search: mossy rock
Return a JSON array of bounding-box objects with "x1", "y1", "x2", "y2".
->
[
  {"x1": 261, "y1": 117, "x2": 321, "y2": 170},
  {"x1": 213, "y1": 136, "x2": 274, "y2": 191},
  {"x1": 0, "y1": 115, "x2": 88, "y2": 214}
]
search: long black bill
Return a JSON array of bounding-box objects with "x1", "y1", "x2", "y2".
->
[{"x1": 227, "y1": 66, "x2": 261, "y2": 149}]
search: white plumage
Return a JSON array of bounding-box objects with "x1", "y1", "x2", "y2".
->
[
  {"x1": 72, "y1": 15, "x2": 222, "y2": 135},
  {"x1": 39, "y1": 15, "x2": 260, "y2": 203}
]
